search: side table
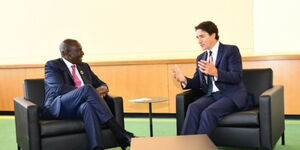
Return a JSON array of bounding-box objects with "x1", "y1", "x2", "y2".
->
[{"x1": 129, "y1": 97, "x2": 167, "y2": 137}]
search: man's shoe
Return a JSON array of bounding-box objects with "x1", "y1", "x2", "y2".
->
[
  {"x1": 125, "y1": 131, "x2": 135, "y2": 142},
  {"x1": 119, "y1": 131, "x2": 135, "y2": 149}
]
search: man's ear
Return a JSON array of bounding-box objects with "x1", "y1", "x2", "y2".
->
[
  {"x1": 61, "y1": 52, "x2": 69, "y2": 61},
  {"x1": 211, "y1": 33, "x2": 216, "y2": 39},
  {"x1": 62, "y1": 49, "x2": 70, "y2": 58}
]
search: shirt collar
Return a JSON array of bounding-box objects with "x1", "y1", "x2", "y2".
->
[
  {"x1": 62, "y1": 57, "x2": 75, "y2": 69},
  {"x1": 207, "y1": 41, "x2": 219, "y2": 54}
]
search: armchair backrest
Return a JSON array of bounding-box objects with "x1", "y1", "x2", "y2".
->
[
  {"x1": 24, "y1": 79, "x2": 45, "y2": 106},
  {"x1": 243, "y1": 68, "x2": 273, "y2": 106}
]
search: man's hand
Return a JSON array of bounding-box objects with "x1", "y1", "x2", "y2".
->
[
  {"x1": 96, "y1": 85, "x2": 109, "y2": 98},
  {"x1": 198, "y1": 56, "x2": 218, "y2": 77},
  {"x1": 172, "y1": 65, "x2": 187, "y2": 84}
]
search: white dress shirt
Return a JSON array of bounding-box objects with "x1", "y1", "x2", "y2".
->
[
  {"x1": 62, "y1": 58, "x2": 84, "y2": 87},
  {"x1": 206, "y1": 41, "x2": 220, "y2": 93}
]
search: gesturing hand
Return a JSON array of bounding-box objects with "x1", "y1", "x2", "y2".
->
[
  {"x1": 198, "y1": 56, "x2": 218, "y2": 77},
  {"x1": 172, "y1": 65, "x2": 187, "y2": 84}
]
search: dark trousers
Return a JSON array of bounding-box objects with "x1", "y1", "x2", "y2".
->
[
  {"x1": 181, "y1": 92, "x2": 238, "y2": 137},
  {"x1": 54, "y1": 84, "x2": 113, "y2": 149}
]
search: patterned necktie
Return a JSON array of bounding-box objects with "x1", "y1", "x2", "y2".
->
[
  {"x1": 207, "y1": 51, "x2": 213, "y2": 96},
  {"x1": 71, "y1": 65, "x2": 82, "y2": 88}
]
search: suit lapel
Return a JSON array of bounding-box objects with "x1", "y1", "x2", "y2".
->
[
  {"x1": 215, "y1": 43, "x2": 224, "y2": 67},
  {"x1": 76, "y1": 64, "x2": 88, "y2": 84},
  {"x1": 59, "y1": 58, "x2": 74, "y2": 81},
  {"x1": 203, "y1": 51, "x2": 208, "y2": 61},
  {"x1": 199, "y1": 52, "x2": 208, "y2": 85}
]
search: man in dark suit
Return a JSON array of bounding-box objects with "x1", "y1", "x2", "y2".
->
[
  {"x1": 43, "y1": 39, "x2": 134, "y2": 150},
  {"x1": 172, "y1": 21, "x2": 250, "y2": 136}
]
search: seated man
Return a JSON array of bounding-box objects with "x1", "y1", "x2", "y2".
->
[
  {"x1": 43, "y1": 39, "x2": 134, "y2": 150},
  {"x1": 173, "y1": 21, "x2": 251, "y2": 137}
]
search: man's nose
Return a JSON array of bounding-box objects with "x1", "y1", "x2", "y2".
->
[{"x1": 198, "y1": 39, "x2": 202, "y2": 44}]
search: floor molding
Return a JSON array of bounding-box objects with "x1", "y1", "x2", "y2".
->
[
  {"x1": 124, "y1": 113, "x2": 176, "y2": 118},
  {"x1": 285, "y1": 115, "x2": 300, "y2": 119},
  {"x1": 0, "y1": 111, "x2": 14, "y2": 115}
]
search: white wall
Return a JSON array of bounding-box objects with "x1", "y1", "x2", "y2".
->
[
  {"x1": 0, "y1": 0, "x2": 253, "y2": 65},
  {"x1": 254, "y1": 0, "x2": 300, "y2": 54}
]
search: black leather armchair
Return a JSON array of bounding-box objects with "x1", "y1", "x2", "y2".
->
[
  {"x1": 14, "y1": 79, "x2": 125, "y2": 150},
  {"x1": 176, "y1": 68, "x2": 285, "y2": 150}
]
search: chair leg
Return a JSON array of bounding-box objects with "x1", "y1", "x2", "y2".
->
[{"x1": 281, "y1": 132, "x2": 285, "y2": 145}]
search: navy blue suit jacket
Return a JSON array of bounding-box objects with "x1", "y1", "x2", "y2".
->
[
  {"x1": 43, "y1": 58, "x2": 107, "y2": 118},
  {"x1": 185, "y1": 43, "x2": 250, "y2": 109}
]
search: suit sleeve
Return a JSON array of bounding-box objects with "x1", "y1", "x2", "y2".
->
[
  {"x1": 45, "y1": 61, "x2": 76, "y2": 95},
  {"x1": 86, "y1": 64, "x2": 107, "y2": 89},
  {"x1": 217, "y1": 46, "x2": 243, "y2": 84},
  {"x1": 184, "y1": 57, "x2": 201, "y2": 89}
]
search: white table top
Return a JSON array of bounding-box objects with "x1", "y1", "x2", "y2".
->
[{"x1": 128, "y1": 97, "x2": 167, "y2": 103}]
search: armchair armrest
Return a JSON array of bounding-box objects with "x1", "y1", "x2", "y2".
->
[
  {"x1": 110, "y1": 95, "x2": 124, "y2": 128},
  {"x1": 176, "y1": 89, "x2": 205, "y2": 135},
  {"x1": 259, "y1": 85, "x2": 284, "y2": 149},
  {"x1": 14, "y1": 97, "x2": 41, "y2": 150}
]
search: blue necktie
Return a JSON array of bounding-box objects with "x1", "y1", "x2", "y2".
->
[{"x1": 206, "y1": 51, "x2": 213, "y2": 96}]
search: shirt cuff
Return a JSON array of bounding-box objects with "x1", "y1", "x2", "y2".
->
[
  {"x1": 181, "y1": 82, "x2": 187, "y2": 88},
  {"x1": 213, "y1": 76, "x2": 218, "y2": 81}
]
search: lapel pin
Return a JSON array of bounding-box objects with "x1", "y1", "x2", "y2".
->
[{"x1": 80, "y1": 70, "x2": 84, "y2": 75}]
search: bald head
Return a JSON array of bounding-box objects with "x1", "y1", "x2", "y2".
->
[
  {"x1": 59, "y1": 39, "x2": 84, "y2": 64},
  {"x1": 59, "y1": 39, "x2": 80, "y2": 56}
]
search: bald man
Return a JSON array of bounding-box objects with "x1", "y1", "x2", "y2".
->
[{"x1": 43, "y1": 39, "x2": 134, "y2": 150}]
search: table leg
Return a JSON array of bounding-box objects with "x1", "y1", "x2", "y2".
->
[{"x1": 149, "y1": 103, "x2": 153, "y2": 137}]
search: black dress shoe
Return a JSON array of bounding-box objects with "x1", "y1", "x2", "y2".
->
[
  {"x1": 119, "y1": 131, "x2": 135, "y2": 150},
  {"x1": 124, "y1": 131, "x2": 135, "y2": 142}
]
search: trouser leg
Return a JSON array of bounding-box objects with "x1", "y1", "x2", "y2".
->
[
  {"x1": 77, "y1": 102, "x2": 103, "y2": 149},
  {"x1": 59, "y1": 84, "x2": 113, "y2": 122},
  {"x1": 181, "y1": 96, "x2": 214, "y2": 135},
  {"x1": 197, "y1": 94, "x2": 238, "y2": 136},
  {"x1": 56, "y1": 85, "x2": 114, "y2": 149}
]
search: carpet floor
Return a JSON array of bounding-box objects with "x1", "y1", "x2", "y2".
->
[{"x1": 0, "y1": 116, "x2": 298, "y2": 150}]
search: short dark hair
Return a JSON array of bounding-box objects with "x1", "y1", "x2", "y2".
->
[{"x1": 195, "y1": 21, "x2": 219, "y2": 40}]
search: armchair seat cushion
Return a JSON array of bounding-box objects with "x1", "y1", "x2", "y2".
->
[
  {"x1": 40, "y1": 120, "x2": 85, "y2": 137},
  {"x1": 40, "y1": 119, "x2": 111, "y2": 138},
  {"x1": 218, "y1": 108, "x2": 259, "y2": 127}
]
